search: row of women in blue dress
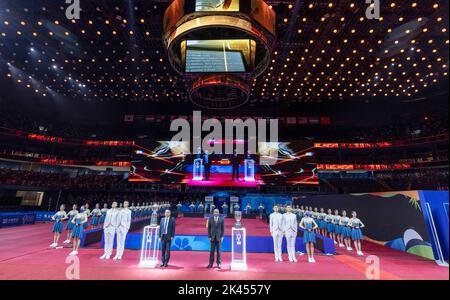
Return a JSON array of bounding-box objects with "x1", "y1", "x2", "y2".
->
[
  {"x1": 50, "y1": 204, "x2": 89, "y2": 256},
  {"x1": 51, "y1": 202, "x2": 170, "y2": 246},
  {"x1": 293, "y1": 205, "x2": 365, "y2": 256},
  {"x1": 50, "y1": 203, "x2": 107, "y2": 250}
]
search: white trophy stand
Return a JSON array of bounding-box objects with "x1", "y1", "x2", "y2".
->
[
  {"x1": 244, "y1": 159, "x2": 255, "y2": 181},
  {"x1": 139, "y1": 225, "x2": 160, "y2": 268},
  {"x1": 193, "y1": 158, "x2": 203, "y2": 181},
  {"x1": 231, "y1": 227, "x2": 248, "y2": 271}
]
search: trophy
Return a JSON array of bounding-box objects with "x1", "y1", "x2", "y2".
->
[
  {"x1": 234, "y1": 210, "x2": 242, "y2": 229},
  {"x1": 150, "y1": 203, "x2": 159, "y2": 227},
  {"x1": 231, "y1": 210, "x2": 247, "y2": 271}
]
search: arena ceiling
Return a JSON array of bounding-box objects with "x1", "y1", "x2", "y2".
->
[{"x1": 0, "y1": 0, "x2": 448, "y2": 107}]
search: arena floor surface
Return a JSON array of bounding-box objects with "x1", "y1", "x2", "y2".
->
[{"x1": 0, "y1": 223, "x2": 448, "y2": 280}]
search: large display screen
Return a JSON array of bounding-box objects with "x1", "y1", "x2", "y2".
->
[
  {"x1": 184, "y1": 39, "x2": 253, "y2": 73},
  {"x1": 258, "y1": 140, "x2": 318, "y2": 186},
  {"x1": 195, "y1": 0, "x2": 240, "y2": 12},
  {"x1": 129, "y1": 139, "x2": 318, "y2": 187}
]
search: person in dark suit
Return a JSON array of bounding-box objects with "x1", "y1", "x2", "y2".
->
[
  {"x1": 231, "y1": 150, "x2": 241, "y2": 181},
  {"x1": 159, "y1": 209, "x2": 176, "y2": 267},
  {"x1": 207, "y1": 209, "x2": 224, "y2": 269},
  {"x1": 231, "y1": 150, "x2": 240, "y2": 181},
  {"x1": 203, "y1": 150, "x2": 211, "y2": 181}
]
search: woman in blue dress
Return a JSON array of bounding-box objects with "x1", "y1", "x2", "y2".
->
[
  {"x1": 339, "y1": 210, "x2": 353, "y2": 251},
  {"x1": 64, "y1": 204, "x2": 78, "y2": 244},
  {"x1": 312, "y1": 207, "x2": 320, "y2": 233},
  {"x1": 198, "y1": 202, "x2": 204, "y2": 214},
  {"x1": 50, "y1": 205, "x2": 68, "y2": 248},
  {"x1": 90, "y1": 203, "x2": 101, "y2": 229},
  {"x1": 82, "y1": 204, "x2": 91, "y2": 230},
  {"x1": 324, "y1": 209, "x2": 334, "y2": 240},
  {"x1": 349, "y1": 211, "x2": 365, "y2": 256},
  {"x1": 100, "y1": 203, "x2": 108, "y2": 225},
  {"x1": 298, "y1": 206, "x2": 305, "y2": 219},
  {"x1": 333, "y1": 209, "x2": 342, "y2": 247},
  {"x1": 69, "y1": 211, "x2": 88, "y2": 256},
  {"x1": 299, "y1": 211, "x2": 319, "y2": 263},
  {"x1": 318, "y1": 208, "x2": 327, "y2": 236}
]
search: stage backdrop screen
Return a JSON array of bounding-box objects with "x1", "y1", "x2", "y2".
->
[
  {"x1": 184, "y1": 39, "x2": 253, "y2": 73},
  {"x1": 129, "y1": 139, "x2": 318, "y2": 187},
  {"x1": 195, "y1": 0, "x2": 240, "y2": 12}
]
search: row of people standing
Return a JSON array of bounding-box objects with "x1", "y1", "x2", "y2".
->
[
  {"x1": 51, "y1": 203, "x2": 106, "y2": 248},
  {"x1": 130, "y1": 202, "x2": 171, "y2": 220},
  {"x1": 269, "y1": 205, "x2": 365, "y2": 264},
  {"x1": 293, "y1": 205, "x2": 365, "y2": 256},
  {"x1": 50, "y1": 202, "x2": 169, "y2": 256},
  {"x1": 50, "y1": 203, "x2": 106, "y2": 255},
  {"x1": 270, "y1": 205, "x2": 319, "y2": 263}
]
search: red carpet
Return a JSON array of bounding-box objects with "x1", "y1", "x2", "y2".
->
[{"x1": 0, "y1": 223, "x2": 448, "y2": 280}]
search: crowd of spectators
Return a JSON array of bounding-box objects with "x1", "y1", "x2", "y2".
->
[
  {"x1": 0, "y1": 102, "x2": 111, "y2": 139},
  {"x1": 375, "y1": 168, "x2": 449, "y2": 191},
  {"x1": 1, "y1": 100, "x2": 448, "y2": 142},
  {"x1": 0, "y1": 169, "x2": 125, "y2": 190},
  {"x1": 321, "y1": 167, "x2": 449, "y2": 193},
  {"x1": 330, "y1": 114, "x2": 449, "y2": 142},
  {"x1": 65, "y1": 192, "x2": 204, "y2": 208}
]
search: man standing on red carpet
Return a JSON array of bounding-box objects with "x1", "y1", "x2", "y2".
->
[
  {"x1": 159, "y1": 209, "x2": 176, "y2": 267},
  {"x1": 270, "y1": 205, "x2": 284, "y2": 262},
  {"x1": 115, "y1": 201, "x2": 131, "y2": 260},
  {"x1": 283, "y1": 206, "x2": 298, "y2": 262},
  {"x1": 207, "y1": 209, "x2": 224, "y2": 269},
  {"x1": 100, "y1": 201, "x2": 120, "y2": 260}
]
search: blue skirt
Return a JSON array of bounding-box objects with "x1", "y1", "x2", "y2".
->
[
  {"x1": 319, "y1": 220, "x2": 327, "y2": 229},
  {"x1": 83, "y1": 221, "x2": 89, "y2": 229},
  {"x1": 335, "y1": 225, "x2": 343, "y2": 234},
  {"x1": 66, "y1": 220, "x2": 75, "y2": 231},
  {"x1": 52, "y1": 221, "x2": 63, "y2": 233},
  {"x1": 351, "y1": 228, "x2": 363, "y2": 240},
  {"x1": 342, "y1": 226, "x2": 352, "y2": 237},
  {"x1": 100, "y1": 215, "x2": 106, "y2": 224},
  {"x1": 91, "y1": 216, "x2": 99, "y2": 226},
  {"x1": 303, "y1": 230, "x2": 316, "y2": 244},
  {"x1": 71, "y1": 225, "x2": 84, "y2": 239},
  {"x1": 327, "y1": 223, "x2": 335, "y2": 233}
]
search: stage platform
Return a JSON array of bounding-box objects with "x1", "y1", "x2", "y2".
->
[
  {"x1": 182, "y1": 173, "x2": 263, "y2": 187},
  {"x1": 0, "y1": 223, "x2": 448, "y2": 280}
]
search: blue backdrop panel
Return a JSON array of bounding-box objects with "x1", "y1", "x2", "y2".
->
[
  {"x1": 35, "y1": 211, "x2": 55, "y2": 222},
  {"x1": 115, "y1": 231, "x2": 335, "y2": 255},
  {"x1": 419, "y1": 191, "x2": 449, "y2": 260},
  {"x1": 242, "y1": 194, "x2": 292, "y2": 213},
  {"x1": 0, "y1": 212, "x2": 36, "y2": 228}
]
